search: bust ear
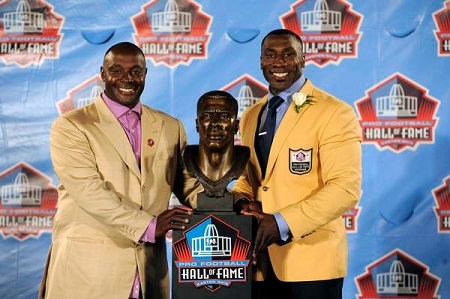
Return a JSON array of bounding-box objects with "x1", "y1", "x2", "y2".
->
[
  {"x1": 233, "y1": 119, "x2": 240, "y2": 134},
  {"x1": 195, "y1": 119, "x2": 199, "y2": 132}
]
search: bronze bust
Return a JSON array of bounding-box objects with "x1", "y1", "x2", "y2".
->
[{"x1": 184, "y1": 90, "x2": 250, "y2": 211}]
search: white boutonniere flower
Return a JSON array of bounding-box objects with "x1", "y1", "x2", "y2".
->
[{"x1": 292, "y1": 92, "x2": 314, "y2": 113}]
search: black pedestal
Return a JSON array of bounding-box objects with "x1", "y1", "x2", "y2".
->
[{"x1": 172, "y1": 212, "x2": 254, "y2": 299}]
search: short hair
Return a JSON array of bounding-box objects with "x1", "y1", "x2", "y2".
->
[
  {"x1": 103, "y1": 42, "x2": 145, "y2": 61},
  {"x1": 197, "y1": 90, "x2": 238, "y2": 117},
  {"x1": 261, "y1": 29, "x2": 303, "y2": 52}
]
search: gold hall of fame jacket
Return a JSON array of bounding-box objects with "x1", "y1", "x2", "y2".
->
[
  {"x1": 39, "y1": 96, "x2": 200, "y2": 299},
  {"x1": 233, "y1": 79, "x2": 362, "y2": 282}
]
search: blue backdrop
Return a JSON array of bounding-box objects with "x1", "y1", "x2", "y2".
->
[{"x1": 1, "y1": 0, "x2": 449, "y2": 298}]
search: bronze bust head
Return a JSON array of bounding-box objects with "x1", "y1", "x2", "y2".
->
[{"x1": 184, "y1": 90, "x2": 250, "y2": 199}]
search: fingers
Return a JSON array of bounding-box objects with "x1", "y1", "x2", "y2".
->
[
  {"x1": 252, "y1": 230, "x2": 262, "y2": 265},
  {"x1": 168, "y1": 216, "x2": 189, "y2": 230},
  {"x1": 155, "y1": 207, "x2": 193, "y2": 237},
  {"x1": 251, "y1": 214, "x2": 279, "y2": 265},
  {"x1": 242, "y1": 211, "x2": 264, "y2": 226}
]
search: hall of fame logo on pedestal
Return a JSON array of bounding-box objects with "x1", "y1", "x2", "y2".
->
[
  {"x1": 0, "y1": 162, "x2": 57, "y2": 240},
  {"x1": 220, "y1": 74, "x2": 268, "y2": 145},
  {"x1": 433, "y1": 1, "x2": 450, "y2": 57},
  {"x1": 355, "y1": 73, "x2": 439, "y2": 153},
  {"x1": 280, "y1": 0, "x2": 362, "y2": 67},
  {"x1": 433, "y1": 176, "x2": 450, "y2": 233},
  {"x1": 131, "y1": 0, "x2": 211, "y2": 68},
  {"x1": 355, "y1": 249, "x2": 441, "y2": 299},
  {"x1": 0, "y1": 0, "x2": 64, "y2": 67},
  {"x1": 56, "y1": 75, "x2": 104, "y2": 115},
  {"x1": 172, "y1": 215, "x2": 251, "y2": 292}
]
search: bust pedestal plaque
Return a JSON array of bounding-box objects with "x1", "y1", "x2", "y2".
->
[{"x1": 172, "y1": 91, "x2": 255, "y2": 298}]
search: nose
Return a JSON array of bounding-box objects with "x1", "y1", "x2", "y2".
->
[
  {"x1": 125, "y1": 72, "x2": 133, "y2": 82},
  {"x1": 273, "y1": 54, "x2": 287, "y2": 65},
  {"x1": 209, "y1": 114, "x2": 220, "y2": 127}
]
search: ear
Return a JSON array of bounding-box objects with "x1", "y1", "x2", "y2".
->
[
  {"x1": 300, "y1": 55, "x2": 306, "y2": 68},
  {"x1": 195, "y1": 119, "x2": 199, "y2": 132},
  {"x1": 233, "y1": 119, "x2": 240, "y2": 134},
  {"x1": 100, "y1": 67, "x2": 106, "y2": 82}
]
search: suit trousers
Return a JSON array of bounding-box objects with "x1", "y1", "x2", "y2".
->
[{"x1": 252, "y1": 262, "x2": 343, "y2": 299}]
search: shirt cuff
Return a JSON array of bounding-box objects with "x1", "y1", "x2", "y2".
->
[
  {"x1": 273, "y1": 212, "x2": 290, "y2": 241},
  {"x1": 139, "y1": 218, "x2": 157, "y2": 243}
]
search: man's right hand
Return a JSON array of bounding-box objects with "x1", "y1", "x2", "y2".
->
[{"x1": 155, "y1": 207, "x2": 192, "y2": 238}]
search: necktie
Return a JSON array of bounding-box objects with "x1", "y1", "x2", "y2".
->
[
  {"x1": 121, "y1": 110, "x2": 141, "y2": 165},
  {"x1": 256, "y1": 96, "x2": 283, "y2": 177}
]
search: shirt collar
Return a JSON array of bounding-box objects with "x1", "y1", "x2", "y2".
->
[
  {"x1": 268, "y1": 74, "x2": 306, "y2": 104},
  {"x1": 101, "y1": 93, "x2": 142, "y2": 119}
]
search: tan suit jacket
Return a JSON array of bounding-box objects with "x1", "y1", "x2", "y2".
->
[
  {"x1": 233, "y1": 80, "x2": 362, "y2": 281},
  {"x1": 40, "y1": 96, "x2": 200, "y2": 299}
]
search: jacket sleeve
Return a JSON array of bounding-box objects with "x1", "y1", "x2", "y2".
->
[{"x1": 233, "y1": 168, "x2": 255, "y2": 201}]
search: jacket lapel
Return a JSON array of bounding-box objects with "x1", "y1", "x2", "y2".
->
[
  {"x1": 247, "y1": 97, "x2": 268, "y2": 182},
  {"x1": 265, "y1": 81, "x2": 315, "y2": 181},
  {"x1": 140, "y1": 107, "x2": 162, "y2": 183},
  {"x1": 93, "y1": 96, "x2": 141, "y2": 179}
]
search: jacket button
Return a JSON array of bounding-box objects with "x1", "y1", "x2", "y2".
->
[{"x1": 262, "y1": 186, "x2": 269, "y2": 191}]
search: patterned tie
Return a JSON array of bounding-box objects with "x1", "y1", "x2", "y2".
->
[{"x1": 256, "y1": 96, "x2": 283, "y2": 177}]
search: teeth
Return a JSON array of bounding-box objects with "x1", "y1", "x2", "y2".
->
[
  {"x1": 273, "y1": 72, "x2": 288, "y2": 78},
  {"x1": 119, "y1": 88, "x2": 134, "y2": 93}
]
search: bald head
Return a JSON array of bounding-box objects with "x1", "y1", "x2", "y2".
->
[{"x1": 103, "y1": 42, "x2": 145, "y2": 64}]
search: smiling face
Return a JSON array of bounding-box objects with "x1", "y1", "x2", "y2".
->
[
  {"x1": 260, "y1": 33, "x2": 305, "y2": 95},
  {"x1": 101, "y1": 44, "x2": 147, "y2": 108},
  {"x1": 196, "y1": 95, "x2": 238, "y2": 152}
]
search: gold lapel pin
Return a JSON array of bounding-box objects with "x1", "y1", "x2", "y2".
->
[{"x1": 147, "y1": 138, "x2": 155, "y2": 147}]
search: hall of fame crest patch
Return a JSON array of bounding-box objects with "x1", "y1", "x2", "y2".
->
[{"x1": 289, "y1": 148, "x2": 312, "y2": 175}]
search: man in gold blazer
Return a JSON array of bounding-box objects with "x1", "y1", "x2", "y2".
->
[
  {"x1": 233, "y1": 29, "x2": 362, "y2": 299},
  {"x1": 39, "y1": 42, "x2": 200, "y2": 299}
]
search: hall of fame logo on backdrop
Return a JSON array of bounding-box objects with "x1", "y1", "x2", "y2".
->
[
  {"x1": 131, "y1": 0, "x2": 211, "y2": 68},
  {"x1": 0, "y1": 162, "x2": 57, "y2": 240},
  {"x1": 433, "y1": 1, "x2": 450, "y2": 56},
  {"x1": 0, "y1": 0, "x2": 64, "y2": 67},
  {"x1": 355, "y1": 73, "x2": 439, "y2": 153},
  {"x1": 433, "y1": 176, "x2": 450, "y2": 233},
  {"x1": 220, "y1": 74, "x2": 267, "y2": 145},
  {"x1": 342, "y1": 205, "x2": 360, "y2": 233},
  {"x1": 56, "y1": 75, "x2": 104, "y2": 115},
  {"x1": 355, "y1": 249, "x2": 441, "y2": 299},
  {"x1": 172, "y1": 215, "x2": 251, "y2": 292},
  {"x1": 280, "y1": 0, "x2": 362, "y2": 67}
]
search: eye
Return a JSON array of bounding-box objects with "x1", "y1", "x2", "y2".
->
[
  {"x1": 283, "y1": 52, "x2": 296, "y2": 60},
  {"x1": 110, "y1": 68, "x2": 122, "y2": 74},
  {"x1": 219, "y1": 113, "x2": 230, "y2": 120},
  {"x1": 201, "y1": 113, "x2": 211, "y2": 119}
]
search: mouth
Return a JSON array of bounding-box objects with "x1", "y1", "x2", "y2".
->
[
  {"x1": 271, "y1": 72, "x2": 289, "y2": 81},
  {"x1": 206, "y1": 132, "x2": 225, "y2": 141},
  {"x1": 118, "y1": 85, "x2": 137, "y2": 95}
]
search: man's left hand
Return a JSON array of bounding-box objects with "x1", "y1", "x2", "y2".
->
[{"x1": 242, "y1": 210, "x2": 280, "y2": 265}]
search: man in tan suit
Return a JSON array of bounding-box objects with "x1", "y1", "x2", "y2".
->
[
  {"x1": 40, "y1": 42, "x2": 200, "y2": 299},
  {"x1": 233, "y1": 29, "x2": 362, "y2": 298}
]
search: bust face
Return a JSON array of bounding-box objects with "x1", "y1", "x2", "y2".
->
[{"x1": 197, "y1": 96, "x2": 237, "y2": 152}]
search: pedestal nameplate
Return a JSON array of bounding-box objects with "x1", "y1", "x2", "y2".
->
[{"x1": 171, "y1": 192, "x2": 254, "y2": 299}]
